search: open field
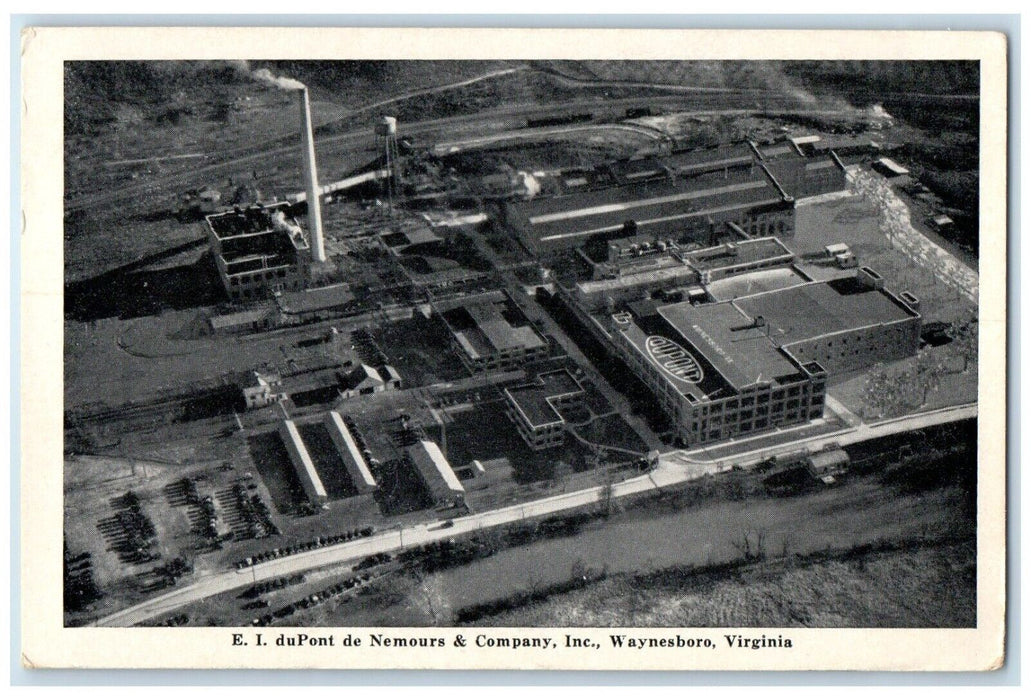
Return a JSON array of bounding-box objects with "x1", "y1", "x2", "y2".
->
[{"x1": 475, "y1": 537, "x2": 975, "y2": 628}]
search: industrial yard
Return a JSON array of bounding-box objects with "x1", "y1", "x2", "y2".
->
[{"x1": 63, "y1": 59, "x2": 980, "y2": 629}]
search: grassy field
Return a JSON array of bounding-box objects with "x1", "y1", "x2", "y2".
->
[{"x1": 475, "y1": 537, "x2": 975, "y2": 628}]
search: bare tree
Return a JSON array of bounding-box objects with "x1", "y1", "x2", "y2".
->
[{"x1": 730, "y1": 527, "x2": 769, "y2": 561}]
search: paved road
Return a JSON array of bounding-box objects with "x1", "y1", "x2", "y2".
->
[{"x1": 95, "y1": 401, "x2": 975, "y2": 627}]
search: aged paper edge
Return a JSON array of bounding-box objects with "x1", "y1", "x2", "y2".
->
[{"x1": 20, "y1": 26, "x2": 1008, "y2": 671}]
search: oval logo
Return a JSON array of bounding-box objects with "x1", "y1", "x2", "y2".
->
[{"x1": 646, "y1": 335, "x2": 704, "y2": 383}]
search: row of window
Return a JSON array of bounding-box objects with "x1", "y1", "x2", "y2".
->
[
  {"x1": 743, "y1": 216, "x2": 790, "y2": 238},
  {"x1": 692, "y1": 395, "x2": 824, "y2": 432},
  {"x1": 691, "y1": 384, "x2": 806, "y2": 418},
  {"x1": 229, "y1": 280, "x2": 302, "y2": 301},
  {"x1": 508, "y1": 409, "x2": 565, "y2": 449},
  {"x1": 694, "y1": 405, "x2": 823, "y2": 443},
  {"x1": 230, "y1": 268, "x2": 288, "y2": 285}
]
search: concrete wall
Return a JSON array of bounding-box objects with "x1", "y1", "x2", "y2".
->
[{"x1": 784, "y1": 317, "x2": 921, "y2": 375}]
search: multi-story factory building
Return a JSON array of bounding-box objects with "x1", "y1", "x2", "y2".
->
[
  {"x1": 502, "y1": 164, "x2": 796, "y2": 256},
  {"x1": 437, "y1": 291, "x2": 549, "y2": 373},
  {"x1": 588, "y1": 267, "x2": 920, "y2": 446},
  {"x1": 504, "y1": 369, "x2": 585, "y2": 450},
  {"x1": 205, "y1": 203, "x2": 312, "y2": 302},
  {"x1": 498, "y1": 137, "x2": 858, "y2": 257}
]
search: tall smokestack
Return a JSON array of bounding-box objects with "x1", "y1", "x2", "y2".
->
[{"x1": 299, "y1": 87, "x2": 326, "y2": 263}]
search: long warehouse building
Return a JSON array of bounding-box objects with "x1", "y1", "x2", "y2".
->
[
  {"x1": 502, "y1": 164, "x2": 795, "y2": 255},
  {"x1": 406, "y1": 440, "x2": 465, "y2": 507},
  {"x1": 323, "y1": 411, "x2": 378, "y2": 494},
  {"x1": 278, "y1": 419, "x2": 328, "y2": 505},
  {"x1": 500, "y1": 137, "x2": 854, "y2": 255}
]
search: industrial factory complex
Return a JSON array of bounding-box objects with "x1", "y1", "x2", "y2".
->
[
  {"x1": 61, "y1": 60, "x2": 981, "y2": 629},
  {"x1": 187, "y1": 85, "x2": 920, "y2": 483}
]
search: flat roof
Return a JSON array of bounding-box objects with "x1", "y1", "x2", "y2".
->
[
  {"x1": 610, "y1": 276, "x2": 912, "y2": 397},
  {"x1": 704, "y1": 266, "x2": 811, "y2": 302},
  {"x1": 209, "y1": 307, "x2": 272, "y2": 329},
  {"x1": 445, "y1": 297, "x2": 546, "y2": 359},
  {"x1": 684, "y1": 237, "x2": 794, "y2": 272},
  {"x1": 733, "y1": 278, "x2": 917, "y2": 345},
  {"x1": 608, "y1": 267, "x2": 913, "y2": 398},
  {"x1": 508, "y1": 169, "x2": 784, "y2": 246},
  {"x1": 468, "y1": 303, "x2": 544, "y2": 352},
  {"x1": 505, "y1": 370, "x2": 585, "y2": 428},
  {"x1": 759, "y1": 143, "x2": 798, "y2": 159},
  {"x1": 407, "y1": 440, "x2": 464, "y2": 495},
  {"x1": 575, "y1": 261, "x2": 697, "y2": 298},
  {"x1": 661, "y1": 143, "x2": 756, "y2": 174},
  {"x1": 657, "y1": 301, "x2": 802, "y2": 390},
  {"x1": 278, "y1": 284, "x2": 356, "y2": 314},
  {"x1": 207, "y1": 202, "x2": 296, "y2": 240}
]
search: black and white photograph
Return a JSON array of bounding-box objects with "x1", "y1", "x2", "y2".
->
[{"x1": 19, "y1": 26, "x2": 1007, "y2": 671}]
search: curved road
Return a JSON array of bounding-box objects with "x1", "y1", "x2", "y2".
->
[{"x1": 95, "y1": 402, "x2": 975, "y2": 627}]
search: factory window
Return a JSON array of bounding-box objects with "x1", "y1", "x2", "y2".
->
[
  {"x1": 810, "y1": 409, "x2": 823, "y2": 419},
  {"x1": 786, "y1": 399, "x2": 799, "y2": 410},
  {"x1": 756, "y1": 405, "x2": 768, "y2": 416},
  {"x1": 741, "y1": 396, "x2": 755, "y2": 407},
  {"x1": 740, "y1": 422, "x2": 752, "y2": 431},
  {"x1": 787, "y1": 387, "x2": 800, "y2": 397},
  {"x1": 708, "y1": 430, "x2": 720, "y2": 440},
  {"x1": 773, "y1": 390, "x2": 785, "y2": 400},
  {"x1": 755, "y1": 418, "x2": 768, "y2": 429}
]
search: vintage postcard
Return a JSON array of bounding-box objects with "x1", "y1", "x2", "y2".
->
[{"x1": 20, "y1": 26, "x2": 1007, "y2": 670}]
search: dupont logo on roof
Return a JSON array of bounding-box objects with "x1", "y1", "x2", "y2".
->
[{"x1": 646, "y1": 336, "x2": 704, "y2": 384}]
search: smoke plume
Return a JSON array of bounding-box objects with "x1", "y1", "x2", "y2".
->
[{"x1": 231, "y1": 60, "x2": 306, "y2": 91}]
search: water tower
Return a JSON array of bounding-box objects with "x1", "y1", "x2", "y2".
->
[{"x1": 376, "y1": 116, "x2": 401, "y2": 213}]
